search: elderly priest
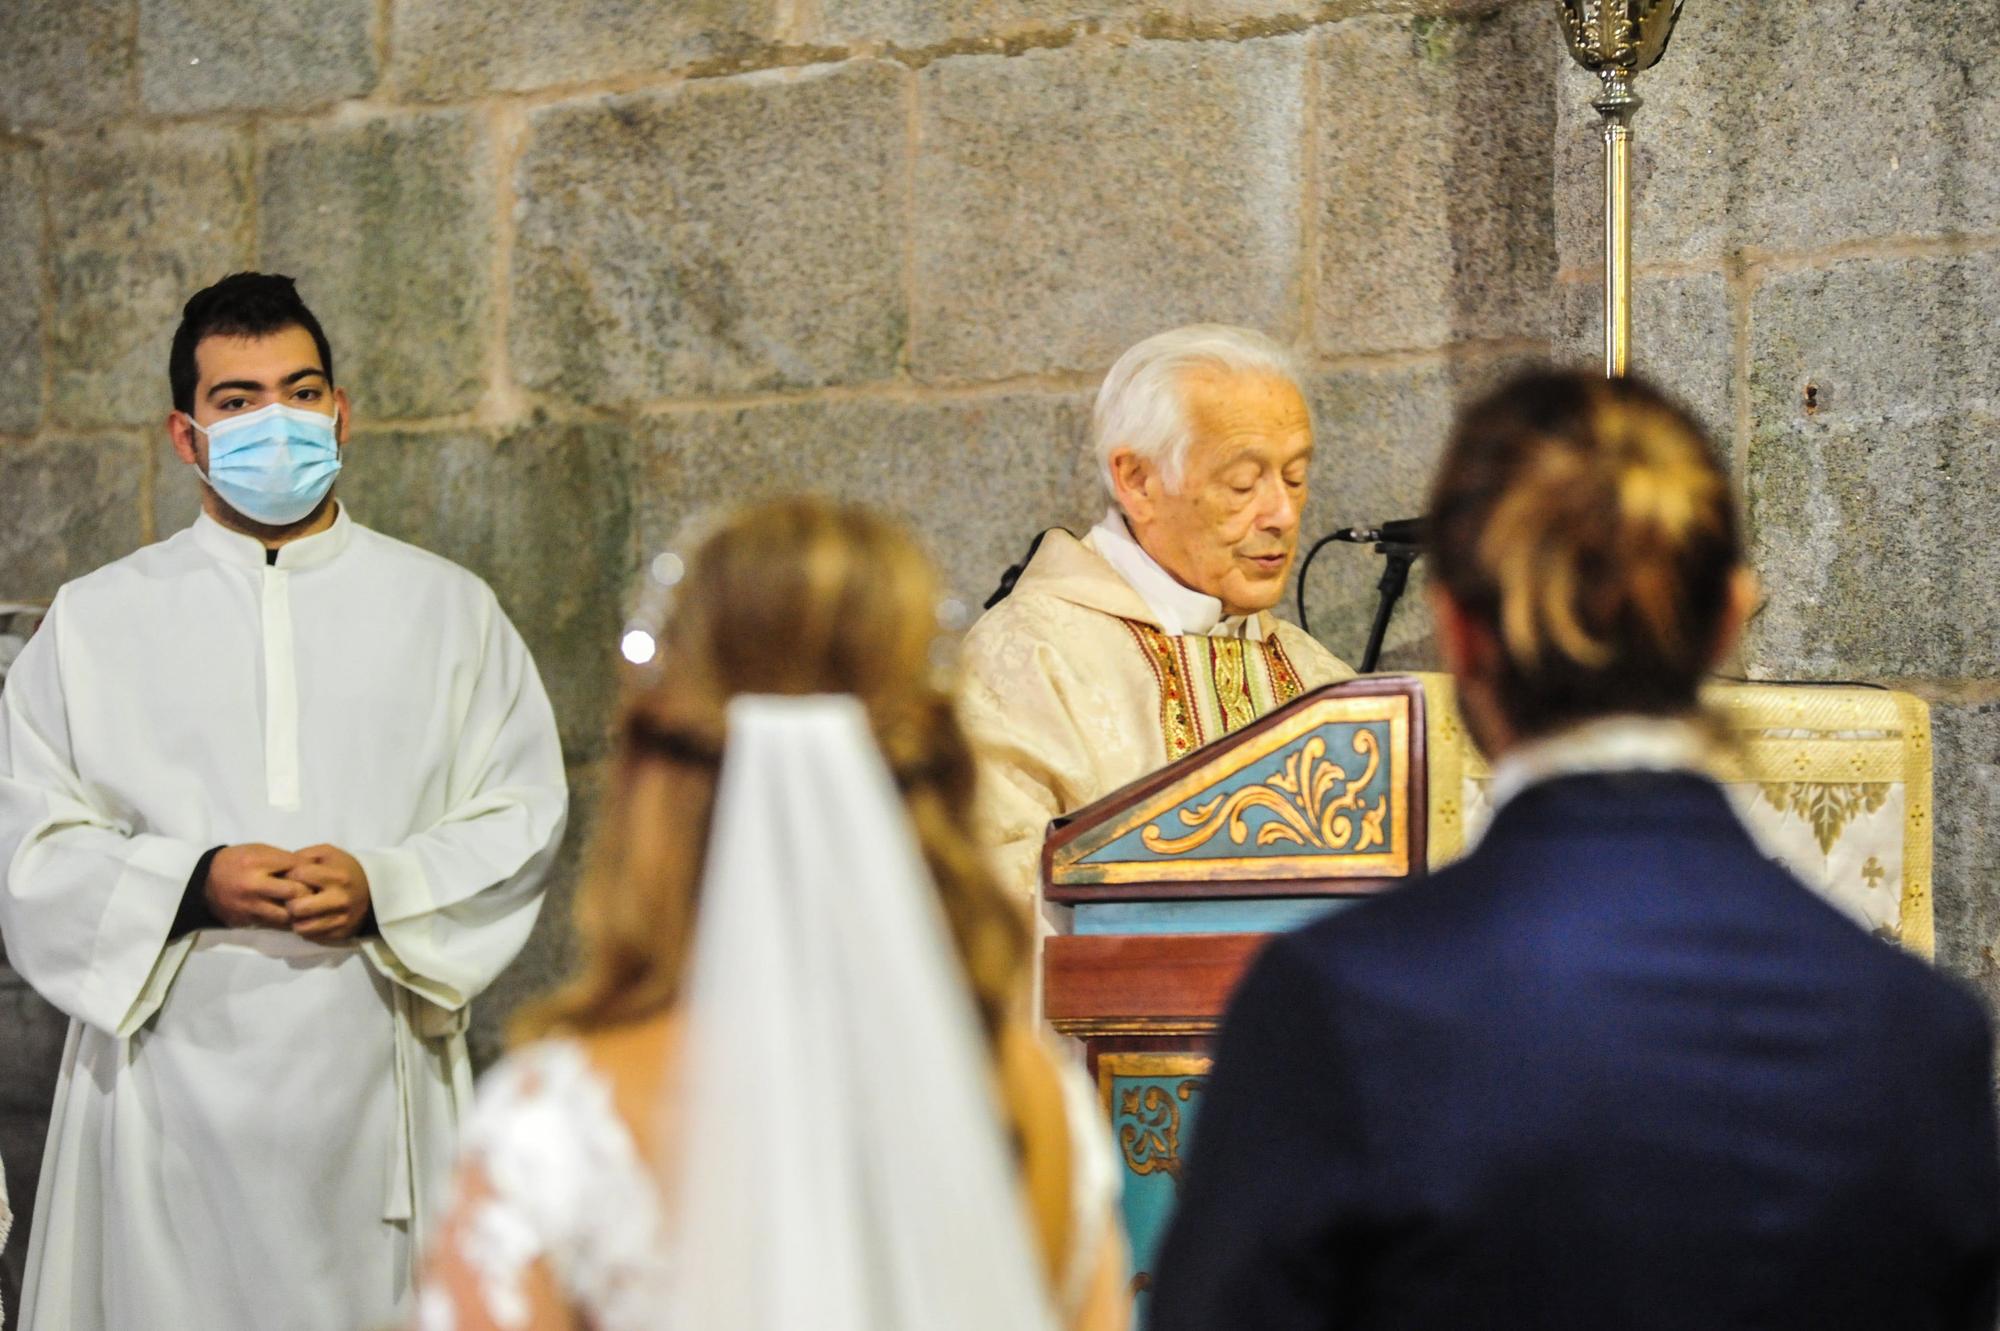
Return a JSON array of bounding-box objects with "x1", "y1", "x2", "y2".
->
[{"x1": 962, "y1": 324, "x2": 1355, "y2": 912}]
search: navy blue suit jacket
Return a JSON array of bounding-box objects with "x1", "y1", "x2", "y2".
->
[{"x1": 1151, "y1": 772, "x2": 2000, "y2": 1331}]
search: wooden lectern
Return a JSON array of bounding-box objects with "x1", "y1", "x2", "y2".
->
[
  {"x1": 1043, "y1": 675, "x2": 1429, "y2": 1040},
  {"x1": 1043, "y1": 672, "x2": 1938, "y2": 1313},
  {"x1": 1042, "y1": 675, "x2": 1433, "y2": 1309}
]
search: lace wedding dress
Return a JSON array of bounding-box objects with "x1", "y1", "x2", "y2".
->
[
  {"x1": 417, "y1": 1036, "x2": 1117, "y2": 1331},
  {"x1": 415, "y1": 1040, "x2": 670, "y2": 1331},
  {"x1": 417, "y1": 687, "x2": 1123, "y2": 1331}
]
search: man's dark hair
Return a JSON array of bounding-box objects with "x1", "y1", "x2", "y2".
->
[{"x1": 168, "y1": 272, "x2": 335, "y2": 414}]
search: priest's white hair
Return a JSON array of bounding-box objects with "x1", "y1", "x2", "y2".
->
[{"x1": 1092, "y1": 323, "x2": 1306, "y2": 497}]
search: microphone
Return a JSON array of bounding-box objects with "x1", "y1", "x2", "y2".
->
[
  {"x1": 1295, "y1": 516, "x2": 1429, "y2": 657},
  {"x1": 1323, "y1": 516, "x2": 1426, "y2": 546}
]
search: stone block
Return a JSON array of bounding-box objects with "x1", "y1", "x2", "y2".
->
[
  {"x1": 1550, "y1": 60, "x2": 1597, "y2": 271},
  {"x1": 1745, "y1": 254, "x2": 2000, "y2": 679},
  {"x1": 1152, "y1": 0, "x2": 1506, "y2": 27},
  {"x1": 512, "y1": 62, "x2": 907, "y2": 406},
  {"x1": 390, "y1": 0, "x2": 780, "y2": 100},
  {"x1": 815, "y1": 0, "x2": 1508, "y2": 45},
  {"x1": 0, "y1": 965, "x2": 68, "y2": 1120},
  {"x1": 48, "y1": 127, "x2": 253, "y2": 429},
  {"x1": 0, "y1": 0, "x2": 133, "y2": 130},
  {"x1": 912, "y1": 37, "x2": 1307, "y2": 382},
  {"x1": 260, "y1": 111, "x2": 495, "y2": 420},
  {"x1": 1930, "y1": 699, "x2": 2000, "y2": 1016},
  {"x1": 1745, "y1": 415, "x2": 1999, "y2": 682},
  {"x1": 335, "y1": 423, "x2": 633, "y2": 759},
  {"x1": 1748, "y1": 253, "x2": 2000, "y2": 431},
  {"x1": 630, "y1": 391, "x2": 1097, "y2": 606},
  {"x1": 1316, "y1": 6, "x2": 1558, "y2": 355},
  {"x1": 815, "y1": 0, "x2": 1134, "y2": 46},
  {"x1": 1555, "y1": 1, "x2": 2000, "y2": 269},
  {"x1": 1295, "y1": 349, "x2": 1537, "y2": 670},
  {"x1": 1554, "y1": 270, "x2": 1734, "y2": 445},
  {"x1": 0, "y1": 147, "x2": 44, "y2": 436},
  {"x1": 139, "y1": 0, "x2": 376, "y2": 115},
  {"x1": 152, "y1": 429, "x2": 205, "y2": 537},
  {"x1": 0, "y1": 436, "x2": 146, "y2": 600},
  {"x1": 467, "y1": 760, "x2": 600, "y2": 1071}
]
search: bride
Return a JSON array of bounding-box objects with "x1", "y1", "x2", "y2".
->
[{"x1": 413, "y1": 498, "x2": 1128, "y2": 1331}]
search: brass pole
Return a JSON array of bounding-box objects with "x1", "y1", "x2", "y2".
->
[
  {"x1": 1597, "y1": 73, "x2": 1641, "y2": 378},
  {"x1": 1556, "y1": 1, "x2": 1686, "y2": 380}
]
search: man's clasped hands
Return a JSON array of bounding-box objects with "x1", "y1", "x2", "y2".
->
[{"x1": 204, "y1": 843, "x2": 373, "y2": 942}]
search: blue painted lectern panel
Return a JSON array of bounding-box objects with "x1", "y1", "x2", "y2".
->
[{"x1": 1098, "y1": 1057, "x2": 1210, "y2": 1326}]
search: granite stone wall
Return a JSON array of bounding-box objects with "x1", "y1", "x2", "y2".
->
[
  {"x1": 0, "y1": 0, "x2": 1995, "y2": 1317},
  {"x1": 1545, "y1": 1, "x2": 2000, "y2": 1039}
]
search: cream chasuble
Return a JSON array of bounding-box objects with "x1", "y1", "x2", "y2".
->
[
  {"x1": 0, "y1": 507, "x2": 568, "y2": 1331},
  {"x1": 960, "y1": 515, "x2": 1354, "y2": 909}
]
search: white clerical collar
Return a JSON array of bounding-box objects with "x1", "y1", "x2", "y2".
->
[
  {"x1": 1486, "y1": 714, "x2": 1712, "y2": 815},
  {"x1": 1086, "y1": 509, "x2": 1252, "y2": 639},
  {"x1": 191, "y1": 503, "x2": 355, "y2": 572}
]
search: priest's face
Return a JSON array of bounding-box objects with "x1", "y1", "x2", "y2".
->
[{"x1": 1114, "y1": 367, "x2": 1313, "y2": 617}]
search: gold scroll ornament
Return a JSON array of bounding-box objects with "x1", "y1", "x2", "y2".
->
[{"x1": 1140, "y1": 730, "x2": 1388, "y2": 856}]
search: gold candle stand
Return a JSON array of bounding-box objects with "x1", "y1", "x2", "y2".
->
[{"x1": 1557, "y1": 1, "x2": 1686, "y2": 378}]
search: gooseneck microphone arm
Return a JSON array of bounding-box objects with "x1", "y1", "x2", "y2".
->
[{"x1": 1296, "y1": 518, "x2": 1427, "y2": 673}]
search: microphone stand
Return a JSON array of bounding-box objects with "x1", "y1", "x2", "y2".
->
[
  {"x1": 1295, "y1": 534, "x2": 1423, "y2": 674},
  {"x1": 1357, "y1": 541, "x2": 1421, "y2": 675}
]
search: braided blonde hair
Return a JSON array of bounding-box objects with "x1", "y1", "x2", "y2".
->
[
  {"x1": 517, "y1": 498, "x2": 1030, "y2": 1048},
  {"x1": 1428, "y1": 371, "x2": 1743, "y2": 739}
]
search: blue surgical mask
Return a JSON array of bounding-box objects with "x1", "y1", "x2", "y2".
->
[{"x1": 185, "y1": 401, "x2": 343, "y2": 526}]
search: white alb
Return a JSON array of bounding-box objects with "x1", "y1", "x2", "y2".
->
[{"x1": 0, "y1": 507, "x2": 568, "y2": 1331}]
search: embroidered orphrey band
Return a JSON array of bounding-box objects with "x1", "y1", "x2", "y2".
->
[
  {"x1": 1122, "y1": 619, "x2": 1203, "y2": 760},
  {"x1": 1125, "y1": 621, "x2": 1312, "y2": 761},
  {"x1": 1207, "y1": 637, "x2": 1258, "y2": 737},
  {"x1": 1263, "y1": 635, "x2": 1305, "y2": 706}
]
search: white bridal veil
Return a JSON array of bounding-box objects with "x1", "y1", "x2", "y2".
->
[{"x1": 673, "y1": 694, "x2": 1062, "y2": 1331}]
